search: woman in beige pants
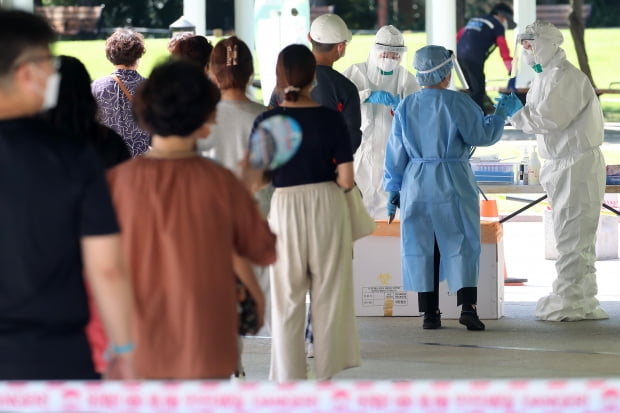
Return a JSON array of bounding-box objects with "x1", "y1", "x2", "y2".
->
[{"x1": 251, "y1": 44, "x2": 361, "y2": 381}]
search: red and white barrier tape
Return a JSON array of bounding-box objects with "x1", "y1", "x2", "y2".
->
[{"x1": 0, "y1": 379, "x2": 619, "y2": 412}]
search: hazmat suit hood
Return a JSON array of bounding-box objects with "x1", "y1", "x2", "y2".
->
[
  {"x1": 517, "y1": 20, "x2": 564, "y2": 72},
  {"x1": 366, "y1": 25, "x2": 407, "y2": 85}
]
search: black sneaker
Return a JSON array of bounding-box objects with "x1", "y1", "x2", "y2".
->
[
  {"x1": 423, "y1": 310, "x2": 442, "y2": 329},
  {"x1": 459, "y1": 310, "x2": 486, "y2": 331}
]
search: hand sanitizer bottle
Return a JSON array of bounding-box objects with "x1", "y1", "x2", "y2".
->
[
  {"x1": 528, "y1": 146, "x2": 541, "y2": 185},
  {"x1": 519, "y1": 147, "x2": 529, "y2": 185}
]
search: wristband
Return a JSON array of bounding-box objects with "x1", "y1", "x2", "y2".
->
[{"x1": 109, "y1": 342, "x2": 135, "y2": 355}]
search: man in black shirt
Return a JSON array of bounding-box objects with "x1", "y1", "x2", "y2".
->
[
  {"x1": 270, "y1": 14, "x2": 362, "y2": 154},
  {"x1": 0, "y1": 9, "x2": 134, "y2": 380}
]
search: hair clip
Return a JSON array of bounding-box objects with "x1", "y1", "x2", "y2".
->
[
  {"x1": 226, "y1": 44, "x2": 238, "y2": 66},
  {"x1": 284, "y1": 86, "x2": 301, "y2": 94}
]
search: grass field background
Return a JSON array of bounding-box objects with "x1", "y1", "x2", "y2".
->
[
  {"x1": 54, "y1": 27, "x2": 620, "y2": 123},
  {"x1": 54, "y1": 28, "x2": 620, "y2": 214}
]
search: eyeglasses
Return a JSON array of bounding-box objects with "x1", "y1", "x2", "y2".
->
[
  {"x1": 12, "y1": 54, "x2": 60, "y2": 72},
  {"x1": 520, "y1": 40, "x2": 534, "y2": 49},
  {"x1": 379, "y1": 52, "x2": 401, "y2": 60}
]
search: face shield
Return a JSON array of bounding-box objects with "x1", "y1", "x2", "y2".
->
[
  {"x1": 514, "y1": 20, "x2": 563, "y2": 74},
  {"x1": 366, "y1": 26, "x2": 407, "y2": 85},
  {"x1": 366, "y1": 43, "x2": 407, "y2": 84}
]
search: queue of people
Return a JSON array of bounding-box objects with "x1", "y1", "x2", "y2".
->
[{"x1": 0, "y1": 4, "x2": 610, "y2": 382}]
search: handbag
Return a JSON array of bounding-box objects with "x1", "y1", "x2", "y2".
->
[
  {"x1": 345, "y1": 185, "x2": 376, "y2": 241},
  {"x1": 237, "y1": 280, "x2": 259, "y2": 336}
]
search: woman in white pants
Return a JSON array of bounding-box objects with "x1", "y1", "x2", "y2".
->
[{"x1": 251, "y1": 44, "x2": 360, "y2": 381}]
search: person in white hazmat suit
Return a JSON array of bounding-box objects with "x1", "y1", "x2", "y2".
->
[
  {"x1": 505, "y1": 20, "x2": 608, "y2": 321},
  {"x1": 343, "y1": 25, "x2": 420, "y2": 218},
  {"x1": 384, "y1": 45, "x2": 507, "y2": 331}
]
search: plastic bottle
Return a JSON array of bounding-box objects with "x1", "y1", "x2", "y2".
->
[
  {"x1": 518, "y1": 147, "x2": 529, "y2": 185},
  {"x1": 528, "y1": 146, "x2": 541, "y2": 185}
]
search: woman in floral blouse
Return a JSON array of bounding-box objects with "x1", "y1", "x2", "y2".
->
[{"x1": 92, "y1": 29, "x2": 150, "y2": 156}]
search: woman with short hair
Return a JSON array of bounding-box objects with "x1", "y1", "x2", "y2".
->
[
  {"x1": 170, "y1": 35, "x2": 213, "y2": 74},
  {"x1": 107, "y1": 59, "x2": 276, "y2": 379},
  {"x1": 92, "y1": 29, "x2": 150, "y2": 156}
]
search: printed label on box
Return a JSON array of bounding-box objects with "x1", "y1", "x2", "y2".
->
[{"x1": 362, "y1": 287, "x2": 409, "y2": 307}]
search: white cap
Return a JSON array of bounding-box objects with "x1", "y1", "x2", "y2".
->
[{"x1": 309, "y1": 14, "x2": 352, "y2": 44}]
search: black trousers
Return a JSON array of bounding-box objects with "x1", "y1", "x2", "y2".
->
[
  {"x1": 0, "y1": 328, "x2": 99, "y2": 380},
  {"x1": 418, "y1": 236, "x2": 477, "y2": 312},
  {"x1": 457, "y1": 58, "x2": 494, "y2": 114}
]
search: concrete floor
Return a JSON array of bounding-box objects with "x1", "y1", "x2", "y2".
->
[{"x1": 240, "y1": 221, "x2": 620, "y2": 380}]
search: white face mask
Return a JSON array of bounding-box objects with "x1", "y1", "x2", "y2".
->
[
  {"x1": 522, "y1": 49, "x2": 536, "y2": 67},
  {"x1": 41, "y1": 72, "x2": 61, "y2": 111},
  {"x1": 501, "y1": 19, "x2": 508, "y2": 31},
  {"x1": 378, "y1": 58, "x2": 399, "y2": 73}
]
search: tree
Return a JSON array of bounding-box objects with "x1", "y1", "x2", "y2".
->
[
  {"x1": 569, "y1": 0, "x2": 596, "y2": 88},
  {"x1": 331, "y1": 0, "x2": 376, "y2": 30},
  {"x1": 456, "y1": 0, "x2": 465, "y2": 31},
  {"x1": 39, "y1": 0, "x2": 182, "y2": 28}
]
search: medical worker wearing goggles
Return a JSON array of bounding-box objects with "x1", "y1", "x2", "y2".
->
[
  {"x1": 343, "y1": 26, "x2": 420, "y2": 218},
  {"x1": 384, "y1": 45, "x2": 507, "y2": 331},
  {"x1": 506, "y1": 20, "x2": 607, "y2": 322}
]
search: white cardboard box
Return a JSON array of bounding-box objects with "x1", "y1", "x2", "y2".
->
[
  {"x1": 353, "y1": 234, "x2": 419, "y2": 316},
  {"x1": 352, "y1": 221, "x2": 504, "y2": 319}
]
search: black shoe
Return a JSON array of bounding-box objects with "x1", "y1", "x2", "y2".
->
[
  {"x1": 459, "y1": 310, "x2": 486, "y2": 331},
  {"x1": 423, "y1": 310, "x2": 442, "y2": 329}
]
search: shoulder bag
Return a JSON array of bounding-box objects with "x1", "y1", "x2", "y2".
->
[
  {"x1": 345, "y1": 185, "x2": 376, "y2": 241},
  {"x1": 112, "y1": 74, "x2": 133, "y2": 102}
]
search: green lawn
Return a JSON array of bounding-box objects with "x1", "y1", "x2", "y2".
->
[
  {"x1": 54, "y1": 27, "x2": 620, "y2": 122},
  {"x1": 54, "y1": 29, "x2": 620, "y2": 214}
]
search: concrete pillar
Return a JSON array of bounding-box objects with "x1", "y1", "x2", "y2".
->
[
  {"x1": 513, "y1": 0, "x2": 536, "y2": 88},
  {"x1": 425, "y1": 0, "x2": 456, "y2": 89},
  {"x1": 2, "y1": 0, "x2": 33, "y2": 11},
  {"x1": 425, "y1": 0, "x2": 456, "y2": 51},
  {"x1": 184, "y1": 0, "x2": 206, "y2": 36},
  {"x1": 253, "y1": 0, "x2": 310, "y2": 106},
  {"x1": 235, "y1": 0, "x2": 254, "y2": 48}
]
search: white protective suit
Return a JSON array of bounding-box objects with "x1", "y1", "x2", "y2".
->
[
  {"x1": 343, "y1": 25, "x2": 420, "y2": 218},
  {"x1": 510, "y1": 20, "x2": 607, "y2": 321}
]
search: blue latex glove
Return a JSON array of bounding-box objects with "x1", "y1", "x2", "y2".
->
[
  {"x1": 389, "y1": 94, "x2": 401, "y2": 111},
  {"x1": 366, "y1": 90, "x2": 399, "y2": 109},
  {"x1": 387, "y1": 191, "x2": 400, "y2": 217},
  {"x1": 494, "y1": 92, "x2": 524, "y2": 119}
]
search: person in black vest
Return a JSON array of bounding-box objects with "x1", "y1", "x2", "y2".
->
[{"x1": 457, "y1": 2, "x2": 516, "y2": 113}]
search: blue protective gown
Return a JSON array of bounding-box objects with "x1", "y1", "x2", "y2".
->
[{"x1": 384, "y1": 88, "x2": 504, "y2": 293}]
